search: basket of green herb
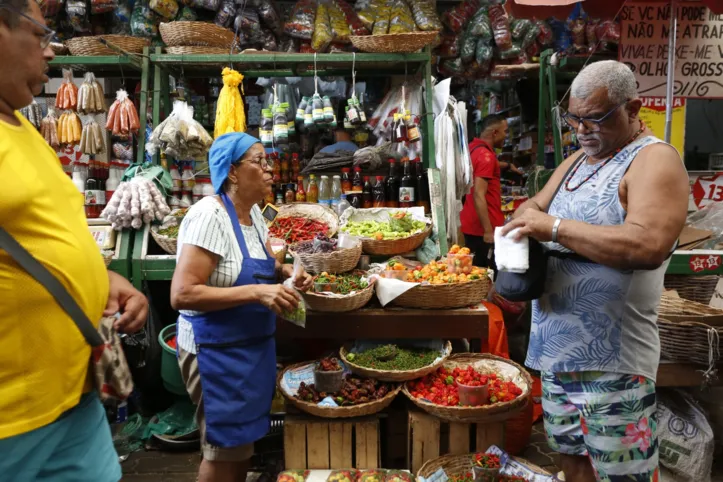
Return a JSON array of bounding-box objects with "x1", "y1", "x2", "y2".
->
[
  {"x1": 340, "y1": 341, "x2": 452, "y2": 382},
  {"x1": 302, "y1": 271, "x2": 375, "y2": 313},
  {"x1": 150, "y1": 208, "x2": 188, "y2": 255}
]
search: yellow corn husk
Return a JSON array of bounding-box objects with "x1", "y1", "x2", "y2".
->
[{"x1": 214, "y1": 67, "x2": 246, "y2": 138}]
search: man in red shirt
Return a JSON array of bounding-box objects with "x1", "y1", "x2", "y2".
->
[{"x1": 460, "y1": 114, "x2": 508, "y2": 268}]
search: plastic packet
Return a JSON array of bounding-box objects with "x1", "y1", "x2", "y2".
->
[
  {"x1": 311, "y1": 2, "x2": 333, "y2": 52},
  {"x1": 389, "y1": 0, "x2": 415, "y2": 34},
  {"x1": 113, "y1": 141, "x2": 134, "y2": 160},
  {"x1": 597, "y1": 19, "x2": 620, "y2": 47},
  {"x1": 586, "y1": 18, "x2": 600, "y2": 51},
  {"x1": 278, "y1": 471, "x2": 310, "y2": 482},
  {"x1": 520, "y1": 23, "x2": 540, "y2": 49},
  {"x1": 372, "y1": 4, "x2": 391, "y2": 35},
  {"x1": 111, "y1": 3, "x2": 132, "y2": 34},
  {"x1": 384, "y1": 472, "x2": 414, "y2": 482},
  {"x1": 357, "y1": 0, "x2": 381, "y2": 30},
  {"x1": 442, "y1": 0, "x2": 479, "y2": 33},
  {"x1": 441, "y1": 57, "x2": 464, "y2": 76},
  {"x1": 38, "y1": 0, "x2": 62, "y2": 17},
  {"x1": 56, "y1": 69, "x2": 79, "y2": 111},
  {"x1": 359, "y1": 470, "x2": 386, "y2": 482},
  {"x1": 535, "y1": 18, "x2": 553, "y2": 45},
  {"x1": 336, "y1": 0, "x2": 368, "y2": 36},
  {"x1": 475, "y1": 40, "x2": 492, "y2": 71},
  {"x1": 567, "y1": 4, "x2": 587, "y2": 53},
  {"x1": 147, "y1": 100, "x2": 213, "y2": 160},
  {"x1": 261, "y1": 29, "x2": 278, "y2": 51},
  {"x1": 176, "y1": 5, "x2": 197, "y2": 20},
  {"x1": 548, "y1": 17, "x2": 570, "y2": 52},
  {"x1": 214, "y1": 0, "x2": 236, "y2": 28},
  {"x1": 409, "y1": 0, "x2": 442, "y2": 31},
  {"x1": 150, "y1": 0, "x2": 178, "y2": 20},
  {"x1": 284, "y1": 0, "x2": 316, "y2": 40},
  {"x1": 187, "y1": 0, "x2": 220, "y2": 11},
  {"x1": 66, "y1": 0, "x2": 89, "y2": 33},
  {"x1": 327, "y1": 470, "x2": 359, "y2": 482},
  {"x1": 91, "y1": 0, "x2": 119, "y2": 15},
  {"x1": 498, "y1": 44, "x2": 521, "y2": 59},
  {"x1": 130, "y1": 2, "x2": 159, "y2": 38},
  {"x1": 256, "y1": 0, "x2": 283, "y2": 35},
  {"x1": 281, "y1": 258, "x2": 306, "y2": 328},
  {"x1": 436, "y1": 34, "x2": 460, "y2": 58},
  {"x1": 460, "y1": 33, "x2": 476, "y2": 64},
  {"x1": 488, "y1": 4, "x2": 511, "y2": 50},
  {"x1": 467, "y1": 8, "x2": 492, "y2": 39},
  {"x1": 280, "y1": 36, "x2": 300, "y2": 53},
  {"x1": 511, "y1": 17, "x2": 532, "y2": 40},
  {"x1": 328, "y1": 1, "x2": 351, "y2": 43}
]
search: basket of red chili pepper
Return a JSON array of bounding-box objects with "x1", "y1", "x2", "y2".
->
[
  {"x1": 269, "y1": 204, "x2": 338, "y2": 244},
  {"x1": 403, "y1": 353, "x2": 532, "y2": 423}
]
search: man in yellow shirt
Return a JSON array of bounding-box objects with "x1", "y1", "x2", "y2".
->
[{"x1": 0, "y1": 1, "x2": 148, "y2": 480}]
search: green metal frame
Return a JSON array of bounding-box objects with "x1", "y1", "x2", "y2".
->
[
  {"x1": 132, "y1": 50, "x2": 442, "y2": 281},
  {"x1": 49, "y1": 54, "x2": 147, "y2": 281}
]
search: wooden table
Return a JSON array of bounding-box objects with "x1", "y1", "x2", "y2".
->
[{"x1": 277, "y1": 305, "x2": 489, "y2": 339}]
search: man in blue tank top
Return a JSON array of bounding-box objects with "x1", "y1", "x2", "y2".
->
[{"x1": 502, "y1": 61, "x2": 689, "y2": 482}]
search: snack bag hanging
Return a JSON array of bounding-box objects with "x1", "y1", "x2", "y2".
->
[
  {"x1": 56, "y1": 69, "x2": 79, "y2": 111},
  {"x1": 214, "y1": 68, "x2": 246, "y2": 138}
]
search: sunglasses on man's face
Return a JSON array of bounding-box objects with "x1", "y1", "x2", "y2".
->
[{"x1": 0, "y1": 6, "x2": 56, "y2": 49}]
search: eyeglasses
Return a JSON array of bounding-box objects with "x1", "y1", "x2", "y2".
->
[
  {"x1": 243, "y1": 156, "x2": 274, "y2": 170},
  {"x1": 0, "y1": 6, "x2": 56, "y2": 49},
  {"x1": 562, "y1": 101, "x2": 628, "y2": 132}
]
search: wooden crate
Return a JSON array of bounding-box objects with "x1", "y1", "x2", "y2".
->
[
  {"x1": 407, "y1": 409, "x2": 506, "y2": 473},
  {"x1": 284, "y1": 414, "x2": 380, "y2": 470}
]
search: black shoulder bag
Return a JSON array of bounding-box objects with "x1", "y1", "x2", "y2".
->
[{"x1": 494, "y1": 157, "x2": 589, "y2": 302}]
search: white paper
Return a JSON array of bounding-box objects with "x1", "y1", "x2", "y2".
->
[
  {"x1": 279, "y1": 361, "x2": 352, "y2": 408},
  {"x1": 373, "y1": 275, "x2": 421, "y2": 306},
  {"x1": 494, "y1": 227, "x2": 529, "y2": 273}
]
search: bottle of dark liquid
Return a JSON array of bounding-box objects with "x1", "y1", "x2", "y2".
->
[
  {"x1": 341, "y1": 167, "x2": 352, "y2": 193},
  {"x1": 385, "y1": 159, "x2": 400, "y2": 208},
  {"x1": 352, "y1": 166, "x2": 363, "y2": 191},
  {"x1": 84, "y1": 160, "x2": 105, "y2": 218},
  {"x1": 414, "y1": 157, "x2": 430, "y2": 213},
  {"x1": 399, "y1": 158, "x2": 415, "y2": 207},
  {"x1": 362, "y1": 176, "x2": 373, "y2": 208},
  {"x1": 373, "y1": 175, "x2": 386, "y2": 208}
]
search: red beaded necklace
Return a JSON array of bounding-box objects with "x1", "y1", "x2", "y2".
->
[{"x1": 565, "y1": 121, "x2": 647, "y2": 192}]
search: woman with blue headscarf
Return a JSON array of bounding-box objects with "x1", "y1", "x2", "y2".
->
[{"x1": 170, "y1": 133, "x2": 312, "y2": 482}]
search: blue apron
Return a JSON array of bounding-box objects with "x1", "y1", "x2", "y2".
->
[{"x1": 182, "y1": 193, "x2": 277, "y2": 448}]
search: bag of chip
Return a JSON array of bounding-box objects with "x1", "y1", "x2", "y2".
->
[
  {"x1": 328, "y1": 1, "x2": 351, "y2": 42},
  {"x1": 311, "y1": 2, "x2": 333, "y2": 51},
  {"x1": 435, "y1": 34, "x2": 460, "y2": 58},
  {"x1": 467, "y1": 8, "x2": 492, "y2": 39},
  {"x1": 256, "y1": 0, "x2": 283, "y2": 35},
  {"x1": 488, "y1": 4, "x2": 512, "y2": 50},
  {"x1": 535, "y1": 18, "x2": 553, "y2": 46},
  {"x1": 372, "y1": 4, "x2": 391, "y2": 35},
  {"x1": 475, "y1": 40, "x2": 493, "y2": 71},
  {"x1": 460, "y1": 32, "x2": 477, "y2": 63},
  {"x1": 285, "y1": 0, "x2": 316, "y2": 39},
  {"x1": 442, "y1": 0, "x2": 479, "y2": 33},
  {"x1": 389, "y1": 0, "x2": 415, "y2": 34},
  {"x1": 409, "y1": 0, "x2": 442, "y2": 31},
  {"x1": 521, "y1": 23, "x2": 540, "y2": 49}
]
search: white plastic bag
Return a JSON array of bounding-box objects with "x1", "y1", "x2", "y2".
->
[{"x1": 281, "y1": 257, "x2": 306, "y2": 327}]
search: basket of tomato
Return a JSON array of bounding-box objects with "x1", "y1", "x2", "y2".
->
[
  {"x1": 390, "y1": 253, "x2": 491, "y2": 309},
  {"x1": 402, "y1": 353, "x2": 532, "y2": 423}
]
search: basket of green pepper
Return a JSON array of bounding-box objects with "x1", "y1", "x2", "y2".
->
[
  {"x1": 301, "y1": 270, "x2": 375, "y2": 313},
  {"x1": 150, "y1": 208, "x2": 188, "y2": 255}
]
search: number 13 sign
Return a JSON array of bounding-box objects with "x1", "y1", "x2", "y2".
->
[{"x1": 691, "y1": 174, "x2": 723, "y2": 209}]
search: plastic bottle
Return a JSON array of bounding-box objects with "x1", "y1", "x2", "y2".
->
[
  {"x1": 105, "y1": 163, "x2": 121, "y2": 202},
  {"x1": 180, "y1": 190, "x2": 193, "y2": 208},
  {"x1": 273, "y1": 106, "x2": 289, "y2": 146},
  {"x1": 182, "y1": 164, "x2": 195, "y2": 190},
  {"x1": 202, "y1": 178, "x2": 215, "y2": 197},
  {"x1": 336, "y1": 193, "x2": 351, "y2": 217},
  {"x1": 297, "y1": 96, "x2": 309, "y2": 123},
  {"x1": 306, "y1": 174, "x2": 319, "y2": 203},
  {"x1": 72, "y1": 165, "x2": 86, "y2": 194},
  {"x1": 331, "y1": 175, "x2": 342, "y2": 202},
  {"x1": 373, "y1": 175, "x2": 386, "y2": 208},
  {"x1": 318, "y1": 175, "x2": 330, "y2": 206},
  {"x1": 362, "y1": 176, "x2": 373, "y2": 208},
  {"x1": 352, "y1": 166, "x2": 363, "y2": 190},
  {"x1": 322, "y1": 96, "x2": 334, "y2": 121},
  {"x1": 275, "y1": 186, "x2": 285, "y2": 205},
  {"x1": 260, "y1": 109, "x2": 273, "y2": 147},
  {"x1": 171, "y1": 165, "x2": 182, "y2": 190}
]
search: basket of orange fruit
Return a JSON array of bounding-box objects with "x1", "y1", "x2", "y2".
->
[{"x1": 391, "y1": 245, "x2": 491, "y2": 309}]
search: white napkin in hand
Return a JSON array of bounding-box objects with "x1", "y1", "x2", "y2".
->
[{"x1": 494, "y1": 227, "x2": 529, "y2": 273}]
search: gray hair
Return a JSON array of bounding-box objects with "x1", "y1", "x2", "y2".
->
[
  {"x1": 0, "y1": 0, "x2": 30, "y2": 27},
  {"x1": 570, "y1": 60, "x2": 638, "y2": 104}
]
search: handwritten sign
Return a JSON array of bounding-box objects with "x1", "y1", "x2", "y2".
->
[
  {"x1": 638, "y1": 97, "x2": 686, "y2": 155},
  {"x1": 620, "y1": 2, "x2": 723, "y2": 98}
]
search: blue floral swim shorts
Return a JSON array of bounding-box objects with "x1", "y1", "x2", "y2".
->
[{"x1": 541, "y1": 371, "x2": 659, "y2": 482}]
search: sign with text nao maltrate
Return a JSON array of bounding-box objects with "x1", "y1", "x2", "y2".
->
[{"x1": 620, "y1": 2, "x2": 723, "y2": 98}]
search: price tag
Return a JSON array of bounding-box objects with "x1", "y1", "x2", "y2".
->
[{"x1": 691, "y1": 174, "x2": 723, "y2": 209}]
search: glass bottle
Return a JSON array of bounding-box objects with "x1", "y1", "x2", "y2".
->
[
  {"x1": 399, "y1": 157, "x2": 415, "y2": 207},
  {"x1": 341, "y1": 167, "x2": 352, "y2": 193},
  {"x1": 362, "y1": 176, "x2": 373, "y2": 208},
  {"x1": 385, "y1": 159, "x2": 400, "y2": 208},
  {"x1": 406, "y1": 114, "x2": 420, "y2": 143},
  {"x1": 331, "y1": 175, "x2": 342, "y2": 202},
  {"x1": 281, "y1": 153, "x2": 290, "y2": 183},
  {"x1": 275, "y1": 186, "x2": 285, "y2": 205},
  {"x1": 336, "y1": 193, "x2": 351, "y2": 217},
  {"x1": 318, "y1": 175, "x2": 331, "y2": 206},
  {"x1": 373, "y1": 175, "x2": 386, "y2": 208},
  {"x1": 285, "y1": 183, "x2": 296, "y2": 204},
  {"x1": 415, "y1": 157, "x2": 429, "y2": 212},
  {"x1": 306, "y1": 174, "x2": 319, "y2": 203}
]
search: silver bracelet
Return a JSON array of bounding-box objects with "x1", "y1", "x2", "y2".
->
[{"x1": 551, "y1": 218, "x2": 562, "y2": 243}]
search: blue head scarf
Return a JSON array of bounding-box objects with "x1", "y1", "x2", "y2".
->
[{"x1": 209, "y1": 132, "x2": 261, "y2": 194}]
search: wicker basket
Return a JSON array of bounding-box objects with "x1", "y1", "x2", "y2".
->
[
  {"x1": 339, "y1": 341, "x2": 452, "y2": 382},
  {"x1": 403, "y1": 353, "x2": 533, "y2": 423},
  {"x1": 417, "y1": 453, "x2": 552, "y2": 480},
  {"x1": 360, "y1": 224, "x2": 432, "y2": 256},
  {"x1": 349, "y1": 31, "x2": 440, "y2": 53},
  {"x1": 277, "y1": 362, "x2": 402, "y2": 419},
  {"x1": 150, "y1": 227, "x2": 178, "y2": 255},
  {"x1": 66, "y1": 36, "x2": 149, "y2": 56},
  {"x1": 659, "y1": 318, "x2": 721, "y2": 366},
  {"x1": 303, "y1": 279, "x2": 375, "y2": 313},
  {"x1": 289, "y1": 243, "x2": 362, "y2": 274},
  {"x1": 160, "y1": 21, "x2": 237, "y2": 48},
  {"x1": 659, "y1": 294, "x2": 723, "y2": 325},
  {"x1": 50, "y1": 42, "x2": 68, "y2": 55},
  {"x1": 391, "y1": 277, "x2": 491, "y2": 309},
  {"x1": 166, "y1": 46, "x2": 232, "y2": 55},
  {"x1": 271, "y1": 203, "x2": 339, "y2": 242},
  {"x1": 664, "y1": 274, "x2": 720, "y2": 305}
]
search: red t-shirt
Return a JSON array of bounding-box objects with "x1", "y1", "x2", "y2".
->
[{"x1": 460, "y1": 139, "x2": 504, "y2": 237}]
